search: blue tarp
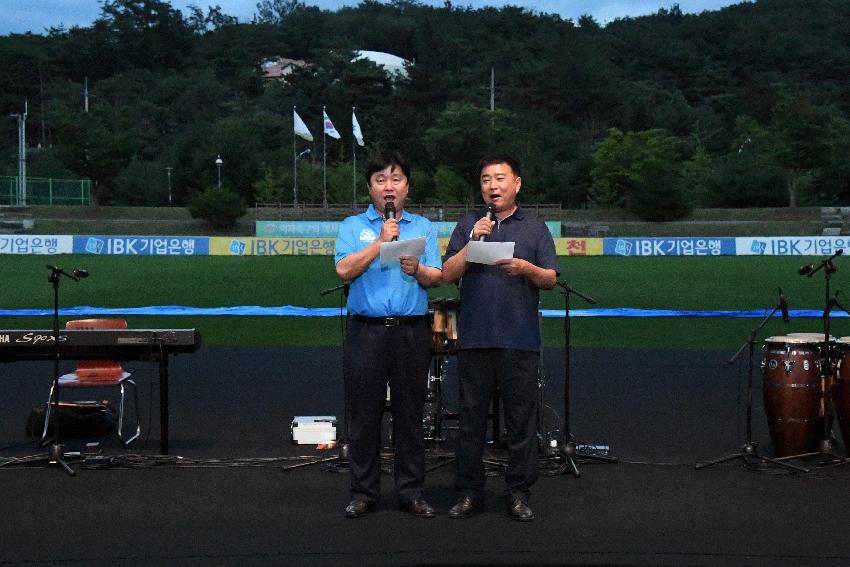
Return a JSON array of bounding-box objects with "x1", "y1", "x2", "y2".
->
[{"x1": 0, "y1": 306, "x2": 840, "y2": 318}]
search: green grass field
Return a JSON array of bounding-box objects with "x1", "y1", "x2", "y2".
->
[{"x1": 1, "y1": 254, "x2": 846, "y2": 350}]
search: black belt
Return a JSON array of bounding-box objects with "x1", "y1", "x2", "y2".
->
[{"x1": 351, "y1": 314, "x2": 426, "y2": 327}]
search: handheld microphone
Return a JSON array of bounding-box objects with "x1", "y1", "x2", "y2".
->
[
  {"x1": 778, "y1": 287, "x2": 790, "y2": 323},
  {"x1": 384, "y1": 200, "x2": 398, "y2": 241},
  {"x1": 72, "y1": 269, "x2": 89, "y2": 279},
  {"x1": 479, "y1": 203, "x2": 495, "y2": 242}
]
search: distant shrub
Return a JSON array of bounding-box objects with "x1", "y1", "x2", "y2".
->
[{"x1": 188, "y1": 186, "x2": 245, "y2": 229}]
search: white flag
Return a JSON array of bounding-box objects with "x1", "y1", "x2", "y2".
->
[
  {"x1": 352, "y1": 110, "x2": 365, "y2": 147},
  {"x1": 323, "y1": 110, "x2": 341, "y2": 140},
  {"x1": 293, "y1": 109, "x2": 313, "y2": 142}
]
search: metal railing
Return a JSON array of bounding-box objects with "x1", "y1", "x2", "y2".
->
[{"x1": 0, "y1": 176, "x2": 91, "y2": 206}]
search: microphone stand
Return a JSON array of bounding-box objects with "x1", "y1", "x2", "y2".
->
[
  {"x1": 44, "y1": 265, "x2": 86, "y2": 476},
  {"x1": 695, "y1": 294, "x2": 808, "y2": 472},
  {"x1": 776, "y1": 251, "x2": 849, "y2": 465},
  {"x1": 283, "y1": 282, "x2": 350, "y2": 471},
  {"x1": 551, "y1": 281, "x2": 617, "y2": 478}
]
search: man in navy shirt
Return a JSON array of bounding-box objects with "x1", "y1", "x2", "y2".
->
[
  {"x1": 442, "y1": 154, "x2": 559, "y2": 522},
  {"x1": 335, "y1": 151, "x2": 442, "y2": 518}
]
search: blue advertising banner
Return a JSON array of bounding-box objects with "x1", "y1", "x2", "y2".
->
[
  {"x1": 736, "y1": 236, "x2": 850, "y2": 256},
  {"x1": 73, "y1": 236, "x2": 209, "y2": 255},
  {"x1": 209, "y1": 237, "x2": 335, "y2": 256},
  {"x1": 604, "y1": 237, "x2": 736, "y2": 256}
]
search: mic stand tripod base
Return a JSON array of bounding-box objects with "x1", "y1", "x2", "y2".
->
[
  {"x1": 695, "y1": 442, "x2": 809, "y2": 473},
  {"x1": 281, "y1": 442, "x2": 350, "y2": 472},
  {"x1": 547, "y1": 440, "x2": 618, "y2": 479},
  {"x1": 47, "y1": 443, "x2": 76, "y2": 476},
  {"x1": 557, "y1": 441, "x2": 581, "y2": 478},
  {"x1": 774, "y1": 445, "x2": 848, "y2": 467}
]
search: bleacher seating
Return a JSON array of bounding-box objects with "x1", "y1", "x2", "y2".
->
[{"x1": 0, "y1": 206, "x2": 33, "y2": 233}]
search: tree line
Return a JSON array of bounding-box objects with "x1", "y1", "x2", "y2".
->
[{"x1": 1, "y1": 0, "x2": 849, "y2": 222}]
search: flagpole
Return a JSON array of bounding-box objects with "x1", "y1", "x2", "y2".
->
[
  {"x1": 292, "y1": 106, "x2": 298, "y2": 207},
  {"x1": 322, "y1": 105, "x2": 327, "y2": 210}
]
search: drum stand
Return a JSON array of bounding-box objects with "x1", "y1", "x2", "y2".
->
[
  {"x1": 283, "y1": 283, "x2": 351, "y2": 472},
  {"x1": 778, "y1": 251, "x2": 850, "y2": 465},
  {"x1": 696, "y1": 293, "x2": 808, "y2": 472},
  {"x1": 550, "y1": 281, "x2": 617, "y2": 478}
]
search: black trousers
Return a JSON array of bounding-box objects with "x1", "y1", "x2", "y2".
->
[
  {"x1": 343, "y1": 318, "x2": 431, "y2": 503},
  {"x1": 455, "y1": 348, "x2": 540, "y2": 497}
]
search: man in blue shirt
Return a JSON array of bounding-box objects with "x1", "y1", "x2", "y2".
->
[
  {"x1": 335, "y1": 151, "x2": 442, "y2": 518},
  {"x1": 442, "y1": 154, "x2": 559, "y2": 522}
]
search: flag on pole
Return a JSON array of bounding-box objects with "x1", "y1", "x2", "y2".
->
[
  {"x1": 352, "y1": 110, "x2": 365, "y2": 147},
  {"x1": 293, "y1": 108, "x2": 313, "y2": 142},
  {"x1": 323, "y1": 110, "x2": 341, "y2": 139}
]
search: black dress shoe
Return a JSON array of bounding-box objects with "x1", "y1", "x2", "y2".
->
[
  {"x1": 345, "y1": 499, "x2": 375, "y2": 518},
  {"x1": 507, "y1": 495, "x2": 534, "y2": 522},
  {"x1": 448, "y1": 495, "x2": 482, "y2": 519},
  {"x1": 401, "y1": 497, "x2": 435, "y2": 518}
]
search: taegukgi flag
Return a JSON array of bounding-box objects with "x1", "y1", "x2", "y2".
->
[
  {"x1": 323, "y1": 110, "x2": 341, "y2": 139},
  {"x1": 352, "y1": 110, "x2": 365, "y2": 146}
]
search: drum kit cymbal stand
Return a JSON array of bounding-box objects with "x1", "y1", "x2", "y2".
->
[
  {"x1": 547, "y1": 281, "x2": 618, "y2": 478},
  {"x1": 696, "y1": 288, "x2": 808, "y2": 472},
  {"x1": 775, "y1": 250, "x2": 850, "y2": 466}
]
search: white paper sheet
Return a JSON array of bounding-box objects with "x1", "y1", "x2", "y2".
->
[
  {"x1": 466, "y1": 240, "x2": 515, "y2": 265},
  {"x1": 379, "y1": 236, "x2": 426, "y2": 265}
]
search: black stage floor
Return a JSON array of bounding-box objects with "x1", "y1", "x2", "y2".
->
[{"x1": 3, "y1": 346, "x2": 850, "y2": 566}]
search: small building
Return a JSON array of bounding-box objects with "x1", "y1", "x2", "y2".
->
[{"x1": 260, "y1": 57, "x2": 312, "y2": 80}]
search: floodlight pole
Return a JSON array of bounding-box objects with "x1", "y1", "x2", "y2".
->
[{"x1": 9, "y1": 101, "x2": 27, "y2": 206}]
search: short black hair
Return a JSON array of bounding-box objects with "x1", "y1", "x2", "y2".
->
[
  {"x1": 365, "y1": 151, "x2": 411, "y2": 184},
  {"x1": 477, "y1": 153, "x2": 521, "y2": 178}
]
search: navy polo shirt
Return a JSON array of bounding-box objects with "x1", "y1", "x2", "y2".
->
[
  {"x1": 444, "y1": 206, "x2": 559, "y2": 352},
  {"x1": 336, "y1": 204, "x2": 441, "y2": 317}
]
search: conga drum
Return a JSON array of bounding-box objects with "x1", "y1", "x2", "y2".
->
[
  {"x1": 786, "y1": 332, "x2": 834, "y2": 343},
  {"x1": 762, "y1": 336, "x2": 822, "y2": 457},
  {"x1": 429, "y1": 298, "x2": 460, "y2": 355},
  {"x1": 833, "y1": 337, "x2": 850, "y2": 454}
]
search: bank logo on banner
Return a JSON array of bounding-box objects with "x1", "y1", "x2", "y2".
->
[
  {"x1": 751, "y1": 240, "x2": 767, "y2": 254},
  {"x1": 85, "y1": 237, "x2": 105, "y2": 254},
  {"x1": 229, "y1": 240, "x2": 247, "y2": 255},
  {"x1": 615, "y1": 239, "x2": 632, "y2": 256}
]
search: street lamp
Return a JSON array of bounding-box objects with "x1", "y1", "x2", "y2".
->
[
  {"x1": 293, "y1": 148, "x2": 311, "y2": 206},
  {"x1": 215, "y1": 155, "x2": 223, "y2": 188},
  {"x1": 165, "y1": 166, "x2": 173, "y2": 205}
]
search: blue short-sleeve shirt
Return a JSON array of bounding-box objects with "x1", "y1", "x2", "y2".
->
[
  {"x1": 336, "y1": 204, "x2": 442, "y2": 317},
  {"x1": 445, "y1": 206, "x2": 559, "y2": 351}
]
